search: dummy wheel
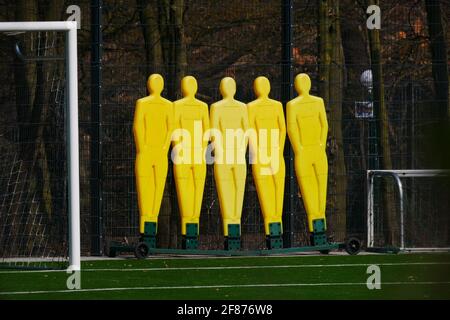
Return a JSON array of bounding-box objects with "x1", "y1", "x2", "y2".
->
[
  {"x1": 344, "y1": 237, "x2": 361, "y2": 255},
  {"x1": 135, "y1": 242, "x2": 149, "y2": 259}
]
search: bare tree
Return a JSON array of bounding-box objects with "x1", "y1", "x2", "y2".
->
[
  {"x1": 366, "y1": 0, "x2": 398, "y2": 245},
  {"x1": 318, "y1": 0, "x2": 347, "y2": 241},
  {"x1": 14, "y1": 0, "x2": 64, "y2": 217},
  {"x1": 10, "y1": 0, "x2": 65, "y2": 254},
  {"x1": 425, "y1": 0, "x2": 449, "y2": 120},
  {"x1": 138, "y1": 0, "x2": 188, "y2": 247},
  {"x1": 138, "y1": 0, "x2": 187, "y2": 98}
]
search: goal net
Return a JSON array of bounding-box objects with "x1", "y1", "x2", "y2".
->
[
  {"x1": 367, "y1": 170, "x2": 450, "y2": 251},
  {"x1": 0, "y1": 22, "x2": 80, "y2": 270}
]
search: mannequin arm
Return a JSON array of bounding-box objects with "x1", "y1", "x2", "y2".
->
[
  {"x1": 163, "y1": 106, "x2": 174, "y2": 150},
  {"x1": 247, "y1": 110, "x2": 258, "y2": 163},
  {"x1": 242, "y1": 107, "x2": 250, "y2": 149},
  {"x1": 277, "y1": 102, "x2": 286, "y2": 152},
  {"x1": 286, "y1": 102, "x2": 301, "y2": 155},
  {"x1": 133, "y1": 101, "x2": 145, "y2": 153},
  {"x1": 202, "y1": 104, "x2": 211, "y2": 150},
  {"x1": 318, "y1": 100, "x2": 329, "y2": 149},
  {"x1": 209, "y1": 105, "x2": 218, "y2": 142},
  {"x1": 171, "y1": 103, "x2": 180, "y2": 148}
]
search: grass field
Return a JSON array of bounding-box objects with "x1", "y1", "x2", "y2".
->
[{"x1": 1, "y1": 253, "x2": 449, "y2": 300}]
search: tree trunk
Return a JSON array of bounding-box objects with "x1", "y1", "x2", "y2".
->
[
  {"x1": 425, "y1": 0, "x2": 449, "y2": 120},
  {"x1": 40, "y1": 0, "x2": 64, "y2": 218},
  {"x1": 12, "y1": 0, "x2": 66, "y2": 255},
  {"x1": 140, "y1": 0, "x2": 187, "y2": 98},
  {"x1": 137, "y1": 0, "x2": 163, "y2": 75},
  {"x1": 15, "y1": 0, "x2": 38, "y2": 141},
  {"x1": 423, "y1": 0, "x2": 450, "y2": 197},
  {"x1": 318, "y1": 0, "x2": 331, "y2": 105},
  {"x1": 366, "y1": 0, "x2": 397, "y2": 245},
  {"x1": 156, "y1": 0, "x2": 187, "y2": 98},
  {"x1": 171, "y1": 0, "x2": 187, "y2": 96},
  {"x1": 138, "y1": 0, "x2": 187, "y2": 248},
  {"x1": 12, "y1": 0, "x2": 38, "y2": 255},
  {"x1": 318, "y1": 0, "x2": 347, "y2": 241},
  {"x1": 341, "y1": 0, "x2": 371, "y2": 240}
]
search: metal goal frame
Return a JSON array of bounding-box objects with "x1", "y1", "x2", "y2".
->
[
  {"x1": 367, "y1": 169, "x2": 450, "y2": 252},
  {"x1": 0, "y1": 21, "x2": 80, "y2": 270}
]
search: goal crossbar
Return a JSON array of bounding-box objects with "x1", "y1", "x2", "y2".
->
[
  {"x1": 0, "y1": 21, "x2": 80, "y2": 271},
  {"x1": 367, "y1": 169, "x2": 450, "y2": 252}
]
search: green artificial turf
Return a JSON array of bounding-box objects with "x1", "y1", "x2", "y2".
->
[{"x1": 0, "y1": 253, "x2": 449, "y2": 300}]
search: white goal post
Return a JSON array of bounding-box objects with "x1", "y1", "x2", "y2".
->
[
  {"x1": 0, "y1": 21, "x2": 80, "y2": 271},
  {"x1": 367, "y1": 169, "x2": 450, "y2": 252}
]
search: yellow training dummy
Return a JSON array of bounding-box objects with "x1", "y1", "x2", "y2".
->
[
  {"x1": 287, "y1": 73, "x2": 329, "y2": 246},
  {"x1": 247, "y1": 76, "x2": 286, "y2": 249},
  {"x1": 172, "y1": 75, "x2": 210, "y2": 249},
  {"x1": 210, "y1": 77, "x2": 249, "y2": 250},
  {"x1": 133, "y1": 74, "x2": 173, "y2": 247}
]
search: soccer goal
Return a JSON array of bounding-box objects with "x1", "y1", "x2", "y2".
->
[
  {"x1": 0, "y1": 22, "x2": 80, "y2": 270},
  {"x1": 367, "y1": 170, "x2": 450, "y2": 252}
]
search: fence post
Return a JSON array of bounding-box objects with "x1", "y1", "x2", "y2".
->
[
  {"x1": 90, "y1": 0, "x2": 103, "y2": 255},
  {"x1": 281, "y1": 0, "x2": 295, "y2": 247}
]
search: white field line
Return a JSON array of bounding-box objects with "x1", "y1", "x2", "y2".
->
[
  {"x1": 1, "y1": 281, "x2": 450, "y2": 296},
  {"x1": 0, "y1": 262, "x2": 449, "y2": 274}
]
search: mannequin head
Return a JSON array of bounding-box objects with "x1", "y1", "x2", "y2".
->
[
  {"x1": 181, "y1": 75, "x2": 198, "y2": 97},
  {"x1": 220, "y1": 77, "x2": 236, "y2": 99},
  {"x1": 294, "y1": 73, "x2": 311, "y2": 96},
  {"x1": 254, "y1": 76, "x2": 271, "y2": 98},
  {"x1": 147, "y1": 74, "x2": 164, "y2": 95}
]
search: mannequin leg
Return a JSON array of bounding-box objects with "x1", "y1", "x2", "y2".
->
[
  {"x1": 215, "y1": 165, "x2": 241, "y2": 250},
  {"x1": 174, "y1": 164, "x2": 195, "y2": 235},
  {"x1": 137, "y1": 165, "x2": 156, "y2": 235},
  {"x1": 295, "y1": 157, "x2": 319, "y2": 233},
  {"x1": 215, "y1": 164, "x2": 234, "y2": 235}
]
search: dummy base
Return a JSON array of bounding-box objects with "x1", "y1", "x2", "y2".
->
[
  {"x1": 141, "y1": 222, "x2": 157, "y2": 249},
  {"x1": 105, "y1": 241, "x2": 363, "y2": 258},
  {"x1": 224, "y1": 224, "x2": 241, "y2": 251},
  {"x1": 266, "y1": 222, "x2": 283, "y2": 249},
  {"x1": 182, "y1": 223, "x2": 199, "y2": 250},
  {"x1": 310, "y1": 219, "x2": 328, "y2": 247}
]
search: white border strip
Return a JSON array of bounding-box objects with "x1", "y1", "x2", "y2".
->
[{"x1": 2, "y1": 281, "x2": 450, "y2": 296}]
